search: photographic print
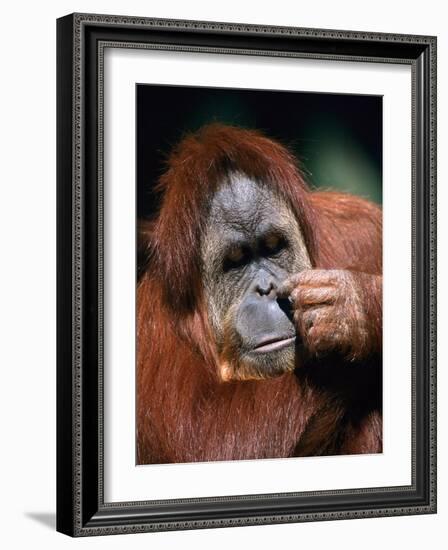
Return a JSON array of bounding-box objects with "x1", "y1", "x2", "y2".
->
[
  {"x1": 57, "y1": 14, "x2": 436, "y2": 535},
  {"x1": 136, "y1": 85, "x2": 383, "y2": 465}
]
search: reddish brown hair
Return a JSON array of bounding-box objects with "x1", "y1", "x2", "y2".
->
[
  {"x1": 149, "y1": 124, "x2": 318, "y2": 312},
  {"x1": 137, "y1": 124, "x2": 382, "y2": 464}
]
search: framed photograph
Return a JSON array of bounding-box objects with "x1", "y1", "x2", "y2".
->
[{"x1": 56, "y1": 13, "x2": 437, "y2": 536}]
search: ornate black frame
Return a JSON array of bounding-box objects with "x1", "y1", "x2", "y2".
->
[{"x1": 56, "y1": 13, "x2": 437, "y2": 537}]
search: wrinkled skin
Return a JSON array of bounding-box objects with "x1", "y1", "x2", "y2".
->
[
  {"x1": 136, "y1": 123, "x2": 383, "y2": 464},
  {"x1": 278, "y1": 269, "x2": 382, "y2": 363},
  {"x1": 201, "y1": 174, "x2": 310, "y2": 381},
  {"x1": 201, "y1": 174, "x2": 381, "y2": 382}
]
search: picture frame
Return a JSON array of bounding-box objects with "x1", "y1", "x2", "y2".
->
[{"x1": 56, "y1": 13, "x2": 437, "y2": 537}]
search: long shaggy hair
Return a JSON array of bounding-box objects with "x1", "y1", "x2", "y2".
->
[{"x1": 137, "y1": 124, "x2": 382, "y2": 464}]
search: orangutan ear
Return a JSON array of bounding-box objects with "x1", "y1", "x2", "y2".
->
[{"x1": 137, "y1": 219, "x2": 155, "y2": 280}]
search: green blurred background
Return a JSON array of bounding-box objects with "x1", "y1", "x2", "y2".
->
[{"x1": 137, "y1": 85, "x2": 382, "y2": 219}]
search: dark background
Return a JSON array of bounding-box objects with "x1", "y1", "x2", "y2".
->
[{"x1": 136, "y1": 84, "x2": 382, "y2": 220}]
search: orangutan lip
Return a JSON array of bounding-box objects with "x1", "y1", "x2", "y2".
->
[{"x1": 252, "y1": 336, "x2": 296, "y2": 353}]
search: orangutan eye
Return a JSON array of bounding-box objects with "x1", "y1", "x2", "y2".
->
[
  {"x1": 223, "y1": 245, "x2": 251, "y2": 271},
  {"x1": 262, "y1": 233, "x2": 286, "y2": 256},
  {"x1": 227, "y1": 246, "x2": 244, "y2": 263},
  {"x1": 265, "y1": 234, "x2": 280, "y2": 250}
]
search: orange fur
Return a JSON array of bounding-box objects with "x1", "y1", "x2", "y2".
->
[{"x1": 137, "y1": 124, "x2": 382, "y2": 464}]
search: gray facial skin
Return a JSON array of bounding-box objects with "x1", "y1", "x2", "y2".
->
[{"x1": 201, "y1": 173, "x2": 311, "y2": 381}]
